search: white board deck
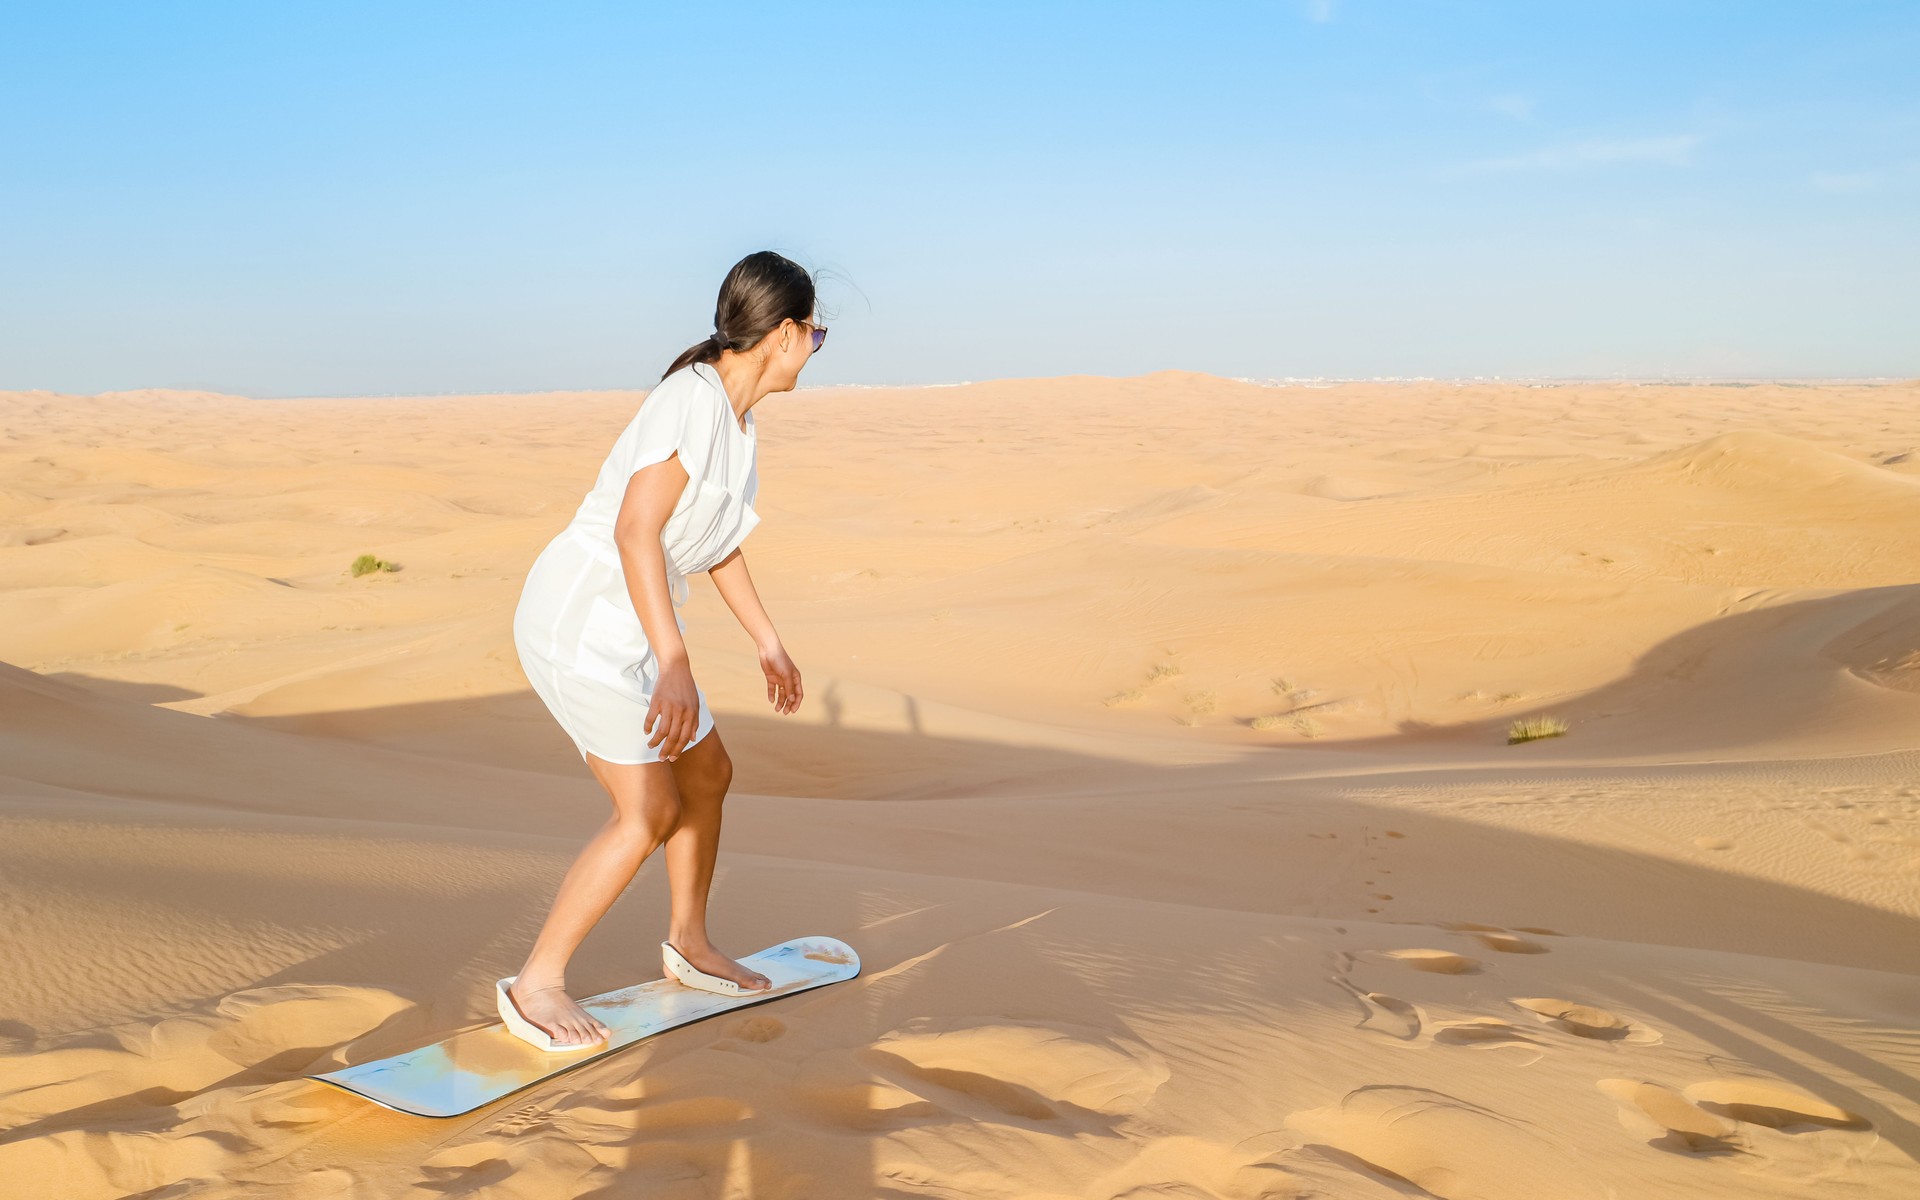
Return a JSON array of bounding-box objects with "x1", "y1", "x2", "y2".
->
[{"x1": 308, "y1": 936, "x2": 860, "y2": 1117}]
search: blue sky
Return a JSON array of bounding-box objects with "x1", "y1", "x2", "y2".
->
[{"x1": 2, "y1": 1, "x2": 1915, "y2": 394}]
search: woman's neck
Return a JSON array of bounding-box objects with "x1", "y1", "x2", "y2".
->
[{"x1": 711, "y1": 353, "x2": 760, "y2": 431}]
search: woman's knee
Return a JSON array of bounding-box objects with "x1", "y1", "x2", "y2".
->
[
  {"x1": 610, "y1": 793, "x2": 681, "y2": 844},
  {"x1": 680, "y1": 736, "x2": 732, "y2": 799}
]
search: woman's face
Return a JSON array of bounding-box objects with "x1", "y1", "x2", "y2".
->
[{"x1": 758, "y1": 315, "x2": 821, "y2": 393}]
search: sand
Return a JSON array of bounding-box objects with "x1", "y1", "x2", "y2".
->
[{"x1": 2, "y1": 372, "x2": 1918, "y2": 1197}]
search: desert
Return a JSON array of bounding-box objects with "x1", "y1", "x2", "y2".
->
[{"x1": 3, "y1": 373, "x2": 1918, "y2": 1196}]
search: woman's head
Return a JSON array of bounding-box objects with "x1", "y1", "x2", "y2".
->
[{"x1": 662, "y1": 250, "x2": 824, "y2": 390}]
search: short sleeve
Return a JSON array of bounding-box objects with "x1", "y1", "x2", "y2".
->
[{"x1": 620, "y1": 368, "x2": 721, "y2": 493}]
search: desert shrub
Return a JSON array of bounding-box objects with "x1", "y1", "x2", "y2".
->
[{"x1": 1507, "y1": 714, "x2": 1569, "y2": 744}]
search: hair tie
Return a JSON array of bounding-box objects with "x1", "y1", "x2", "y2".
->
[{"x1": 711, "y1": 329, "x2": 727, "y2": 349}]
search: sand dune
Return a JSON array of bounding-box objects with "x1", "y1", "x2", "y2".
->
[{"x1": 2, "y1": 375, "x2": 1918, "y2": 1197}]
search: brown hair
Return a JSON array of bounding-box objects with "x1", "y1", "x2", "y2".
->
[{"x1": 660, "y1": 250, "x2": 820, "y2": 381}]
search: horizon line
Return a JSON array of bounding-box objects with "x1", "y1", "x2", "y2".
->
[{"x1": 8, "y1": 370, "x2": 1916, "y2": 402}]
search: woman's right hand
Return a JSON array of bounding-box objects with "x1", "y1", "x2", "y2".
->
[{"x1": 645, "y1": 658, "x2": 701, "y2": 761}]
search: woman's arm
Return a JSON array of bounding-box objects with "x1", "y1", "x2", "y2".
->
[
  {"x1": 708, "y1": 547, "x2": 804, "y2": 714},
  {"x1": 613, "y1": 454, "x2": 701, "y2": 758}
]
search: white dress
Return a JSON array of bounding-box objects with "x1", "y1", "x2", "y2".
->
[{"x1": 513, "y1": 360, "x2": 760, "y2": 764}]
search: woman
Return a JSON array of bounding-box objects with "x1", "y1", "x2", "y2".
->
[{"x1": 498, "y1": 250, "x2": 825, "y2": 1050}]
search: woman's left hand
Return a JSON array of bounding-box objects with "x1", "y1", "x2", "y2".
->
[{"x1": 758, "y1": 638, "x2": 803, "y2": 714}]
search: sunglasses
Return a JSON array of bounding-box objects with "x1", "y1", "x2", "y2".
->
[{"x1": 801, "y1": 320, "x2": 828, "y2": 353}]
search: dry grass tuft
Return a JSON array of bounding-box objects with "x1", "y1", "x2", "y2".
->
[{"x1": 1507, "y1": 714, "x2": 1569, "y2": 744}]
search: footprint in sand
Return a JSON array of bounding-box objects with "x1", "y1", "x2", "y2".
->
[
  {"x1": 1430, "y1": 1019, "x2": 1540, "y2": 1048},
  {"x1": 1383, "y1": 949, "x2": 1484, "y2": 975},
  {"x1": 1354, "y1": 990, "x2": 1423, "y2": 1039},
  {"x1": 1279, "y1": 1084, "x2": 1565, "y2": 1197},
  {"x1": 1597, "y1": 1079, "x2": 1741, "y2": 1153},
  {"x1": 1805, "y1": 819, "x2": 1851, "y2": 843},
  {"x1": 1331, "y1": 955, "x2": 1540, "y2": 1057},
  {"x1": 1510, "y1": 997, "x2": 1662, "y2": 1045},
  {"x1": 854, "y1": 1020, "x2": 1170, "y2": 1133},
  {"x1": 1427, "y1": 1018, "x2": 1547, "y2": 1065},
  {"x1": 1599, "y1": 1077, "x2": 1872, "y2": 1155},
  {"x1": 1434, "y1": 922, "x2": 1553, "y2": 954},
  {"x1": 1329, "y1": 953, "x2": 1423, "y2": 1039},
  {"x1": 1682, "y1": 1078, "x2": 1871, "y2": 1131},
  {"x1": 1470, "y1": 932, "x2": 1551, "y2": 955},
  {"x1": 730, "y1": 1015, "x2": 786, "y2": 1043}
]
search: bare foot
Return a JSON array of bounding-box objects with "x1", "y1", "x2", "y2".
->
[
  {"x1": 667, "y1": 937, "x2": 772, "y2": 991},
  {"x1": 509, "y1": 978, "x2": 612, "y2": 1046}
]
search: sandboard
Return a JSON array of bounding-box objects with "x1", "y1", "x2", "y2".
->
[{"x1": 308, "y1": 936, "x2": 860, "y2": 1117}]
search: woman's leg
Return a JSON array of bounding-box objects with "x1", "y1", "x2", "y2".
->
[
  {"x1": 663, "y1": 726, "x2": 772, "y2": 990},
  {"x1": 509, "y1": 751, "x2": 683, "y2": 1045}
]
